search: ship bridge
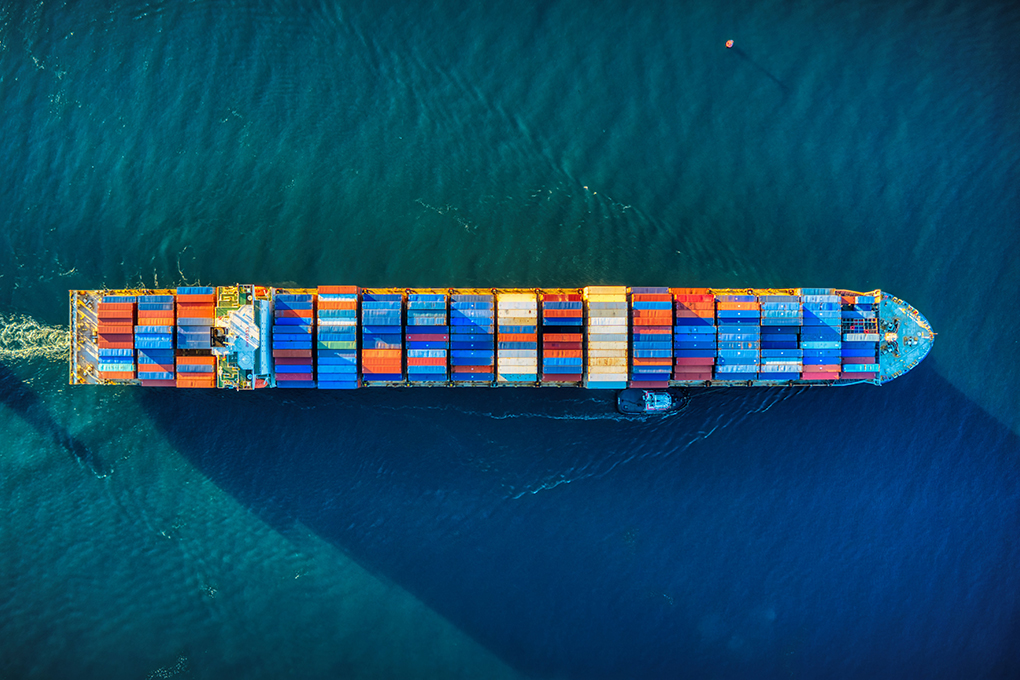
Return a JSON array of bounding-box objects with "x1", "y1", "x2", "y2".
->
[{"x1": 878, "y1": 293, "x2": 934, "y2": 384}]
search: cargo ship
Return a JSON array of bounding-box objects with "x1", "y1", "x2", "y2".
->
[{"x1": 67, "y1": 286, "x2": 933, "y2": 390}]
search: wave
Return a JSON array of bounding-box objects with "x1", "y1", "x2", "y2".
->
[{"x1": 0, "y1": 314, "x2": 70, "y2": 363}]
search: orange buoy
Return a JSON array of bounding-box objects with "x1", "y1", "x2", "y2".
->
[{"x1": 725, "y1": 39, "x2": 734, "y2": 48}]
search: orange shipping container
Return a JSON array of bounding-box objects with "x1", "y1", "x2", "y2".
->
[
  {"x1": 176, "y1": 356, "x2": 215, "y2": 365},
  {"x1": 716, "y1": 302, "x2": 760, "y2": 311},
  {"x1": 317, "y1": 300, "x2": 358, "y2": 310},
  {"x1": 176, "y1": 294, "x2": 216, "y2": 303},
  {"x1": 318, "y1": 286, "x2": 360, "y2": 294}
]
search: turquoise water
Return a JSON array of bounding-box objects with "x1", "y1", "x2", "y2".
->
[{"x1": 1, "y1": 0, "x2": 1018, "y2": 677}]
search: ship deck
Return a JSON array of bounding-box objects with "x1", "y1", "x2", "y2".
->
[{"x1": 878, "y1": 293, "x2": 935, "y2": 383}]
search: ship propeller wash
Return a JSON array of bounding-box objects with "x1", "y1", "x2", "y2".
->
[{"x1": 68, "y1": 286, "x2": 933, "y2": 390}]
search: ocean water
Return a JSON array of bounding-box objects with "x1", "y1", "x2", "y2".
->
[{"x1": 1, "y1": 0, "x2": 1018, "y2": 678}]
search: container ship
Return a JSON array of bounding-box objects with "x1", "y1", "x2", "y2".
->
[{"x1": 67, "y1": 286, "x2": 933, "y2": 390}]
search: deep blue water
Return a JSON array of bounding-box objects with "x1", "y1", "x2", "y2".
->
[{"x1": 1, "y1": 0, "x2": 1019, "y2": 678}]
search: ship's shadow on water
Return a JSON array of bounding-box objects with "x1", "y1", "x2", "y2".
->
[{"x1": 139, "y1": 365, "x2": 1020, "y2": 680}]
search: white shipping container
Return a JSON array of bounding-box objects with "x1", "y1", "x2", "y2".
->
[
  {"x1": 498, "y1": 358, "x2": 538, "y2": 367},
  {"x1": 843, "y1": 333, "x2": 880, "y2": 342},
  {"x1": 588, "y1": 341, "x2": 628, "y2": 350},
  {"x1": 588, "y1": 318, "x2": 627, "y2": 326},
  {"x1": 587, "y1": 358, "x2": 628, "y2": 367}
]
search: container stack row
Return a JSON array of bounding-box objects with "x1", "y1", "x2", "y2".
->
[
  {"x1": 176, "y1": 287, "x2": 215, "y2": 350},
  {"x1": 758, "y1": 295, "x2": 803, "y2": 381},
  {"x1": 406, "y1": 292, "x2": 449, "y2": 384},
  {"x1": 629, "y1": 287, "x2": 673, "y2": 388},
  {"x1": 136, "y1": 295, "x2": 176, "y2": 386},
  {"x1": 273, "y1": 292, "x2": 316, "y2": 388},
  {"x1": 584, "y1": 286, "x2": 628, "y2": 389},
  {"x1": 540, "y1": 292, "x2": 583, "y2": 383},
  {"x1": 451, "y1": 294, "x2": 494, "y2": 383},
  {"x1": 316, "y1": 286, "x2": 359, "y2": 390},
  {"x1": 176, "y1": 355, "x2": 216, "y2": 388},
  {"x1": 96, "y1": 296, "x2": 137, "y2": 380},
  {"x1": 799, "y1": 290, "x2": 842, "y2": 381},
  {"x1": 362, "y1": 292, "x2": 403, "y2": 382},
  {"x1": 715, "y1": 295, "x2": 760, "y2": 381},
  {"x1": 840, "y1": 294, "x2": 880, "y2": 379},
  {"x1": 672, "y1": 289, "x2": 716, "y2": 382},
  {"x1": 497, "y1": 293, "x2": 538, "y2": 383}
]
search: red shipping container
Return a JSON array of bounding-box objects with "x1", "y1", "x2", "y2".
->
[
  {"x1": 542, "y1": 333, "x2": 582, "y2": 342},
  {"x1": 276, "y1": 373, "x2": 313, "y2": 381},
  {"x1": 542, "y1": 342, "x2": 582, "y2": 350},
  {"x1": 98, "y1": 324, "x2": 134, "y2": 334},
  {"x1": 318, "y1": 286, "x2": 359, "y2": 294},
  {"x1": 452, "y1": 366, "x2": 493, "y2": 374},
  {"x1": 674, "y1": 365, "x2": 714, "y2": 373},
  {"x1": 631, "y1": 294, "x2": 672, "y2": 302},
  {"x1": 541, "y1": 374, "x2": 582, "y2": 382},
  {"x1": 675, "y1": 373, "x2": 713, "y2": 381},
  {"x1": 628, "y1": 381, "x2": 670, "y2": 388},
  {"x1": 408, "y1": 357, "x2": 446, "y2": 366},
  {"x1": 274, "y1": 357, "x2": 312, "y2": 365},
  {"x1": 800, "y1": 372, "x2": 837, "y2": 381},
  {"x1": 841, "y1": 356, "x2": 876, "y2": 364},
  {"x1": 273, "y1": 349, "x2": 313, "y2": 358},
  {"x1": 176, "y1": 294, "x2": 216, "y2": 303},
  {"x1": 674, "y1": 357, "x2": 716, "y2": 365},
  {"x1": 542, "y1": 294, "x2": 582, "y2": 302},
  {"x1": 543, "y1": 309, "x2": 583, "y2": 318}
]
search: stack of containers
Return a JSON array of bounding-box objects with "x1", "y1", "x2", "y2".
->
[
  {"x1": 672, "y1": 289, "x2": 717, "y2": 381},
  {"x1": 800, "y1": 289, "x2": 842, "y2": 380},
  {"x1": 758, "y1": 295, "x2": 803, "y2": 381},
  {"x1": 96, "y1": 296, "x2": 136, "y2": 380},
  {"x1": 176, "y1": 287, "x2": 216, "y2": 350},
  {"x1": 540, "y1": 292, "x2": 584, "y2": 383},
  {"x1": 361, "y1": 292, "x2": 404, "y2": 382},
  {"x1": 840, "y1": 294, "x2": 880, "y2": 380},
  {"x1": 584, "y1": 286, "x2": 628, "y2": 389},
  {"x1": 714, "y1": 294, "x2": 760, "y2": 381},
  {"x1": 406, "y1": 292, "x2": 449, "y2": 383},
  {"x1": 450, "y1": 293, "x2": 495, "y2": 383},
  {"x1": 316, "y1": 286, "x2": 359, "y2": 389},
  {"x1": 136, "y1": 295, "x2": 176, "y2": 386},
  {"x1": 273, "y1": 292, "x2": 316, "y2": 388},
  {"x1": 629, "y1": 287, "x2": 673, "y2": 387},
  {"x1": 176, "y1": 355, "x2": 216, "y2": 388},
  {"x1": 496, "y1": 292, "x2": 538, "y2": 383}
]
